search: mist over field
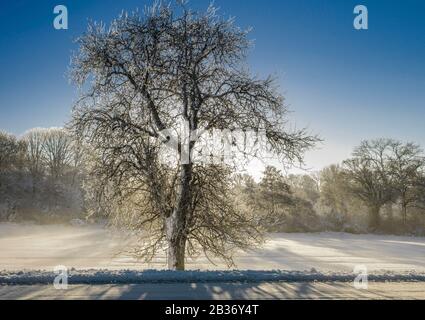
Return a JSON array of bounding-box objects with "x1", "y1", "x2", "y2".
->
[{"x1": 1, "y1": 222, "x2": 424, "y2": 272}]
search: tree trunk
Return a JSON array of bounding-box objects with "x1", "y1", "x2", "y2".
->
[
  {"x1": 385, "y1": 203, "x2": 393, "y2": 222},
  {"x1": 384, "y1": 203, "x2": 394, "y2": 233},
  {"x1": 165, "y1": 224, "x2": 186, "y2": 270},
  {"x1": 165, "y1": 164, "x2": 192, "y2": 270},
  {"x1": 402, "y1": 203, "x2": 407, "y2": 228},
  {"x1": 368, "y1": 204, "x2": 381, "y2": 231}
]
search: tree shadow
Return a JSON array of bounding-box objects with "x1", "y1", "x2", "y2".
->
[
  {"x1": 99, "y1": 282, "x2": 378, "y2": 300},
  {"x1": 243, "y1": 232, "x2": 425, "y2": 272}
]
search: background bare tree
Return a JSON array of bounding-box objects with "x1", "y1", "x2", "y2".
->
[
  {"x1": 22, "y1": 129, "x2": 45, "y2": 193},
  {"x1": 343, "y1": 139, "x2": 395, "y2": 231},
  {"x1": 258, "y1": 166, "x2": 292, "y2": 223},
  {"x1": 342, "y1": 139, "x2": 425, "y2": 231},
  {"x1": 0, "y1": 132, "x2": 26, "y2": 205},
  {"x1": 0, "y1": 131, "x2": 25, "y2": 175},
  {"x1": 387, "y1": 141, "x2": 425, "y2": 227},
  {"x1": 41, "y1": 128, "x2": 73, "y2": 180},
  {"x1": 70, "y1": 2, "x2": 317, "y2": 270}
]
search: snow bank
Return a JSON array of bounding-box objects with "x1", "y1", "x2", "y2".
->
[{"x1": 1, "y1": 269, "x2": 425, "y2": 285}]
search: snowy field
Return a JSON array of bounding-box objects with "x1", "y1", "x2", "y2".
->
[
  {"x1": 1, "y1": 223, "x2": 425, "y2": 299},
  {"x1": 0, "y1": 222, "x2": 424, "y2": 273}
]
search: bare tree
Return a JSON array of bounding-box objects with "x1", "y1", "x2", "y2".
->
[
  {"x1": 258, "y1": 166, "x2": 292, "y2": 219},
  {"x1": 70, "y1": 2, "x2": 317, "y2": 270},
  {"x1": 41, "y1": 128, "x2": 73, "y2": 179},
  {"x1": 319, "y1": 165, "x2": 349, "y2": 215},
  {"x1": 22, "y1": 129, "x2": 45, "y2": 192},
  {"x1": 0, "y1": 131, "x2": 25, "y2": 197},
  {"x1": 387, "y1": 141, "x2": 425, "y2": 226},
  {"x1": 343, "y1": 139, "x2": 395, "y2": 231},
  {"x1": 0, "y1": 131, "x2": 25, "y2": 174},
  {"x1": 413, "y1": 175, "x2": 425, "y2": 212},
  {"x1": 23, "y1": 128, "x2": 73, "y2": 183}
]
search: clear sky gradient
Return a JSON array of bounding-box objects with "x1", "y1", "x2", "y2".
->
[{"x1": 0, "y1": 0, "x2": 424, "y2": 172}]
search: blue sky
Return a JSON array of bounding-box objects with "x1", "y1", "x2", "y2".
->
[{"x1": 0, "y1": 0, "x2": 424, "y2": 171}]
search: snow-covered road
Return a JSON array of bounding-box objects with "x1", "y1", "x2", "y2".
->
[{"x1": 0, "y1": 223, "x2": 424, "y2": 272}]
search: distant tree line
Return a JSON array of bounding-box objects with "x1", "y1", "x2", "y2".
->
[
  {"x1": 1, "y1": 129, "x2": 424, "y2": 235},
  {"x1": 235, "y1": 139, "x2": 425, "y2": 235},
  {"x1": 0, "y1": 128, "x2": 83, "y2": 223}
]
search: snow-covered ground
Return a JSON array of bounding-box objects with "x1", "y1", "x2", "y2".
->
[
  {"x1": 1, "y1": 223, "x2": 424, "y2": 299},
  {"x1": 0, "y1": 223, "x2": 424, "y2": 273}
]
